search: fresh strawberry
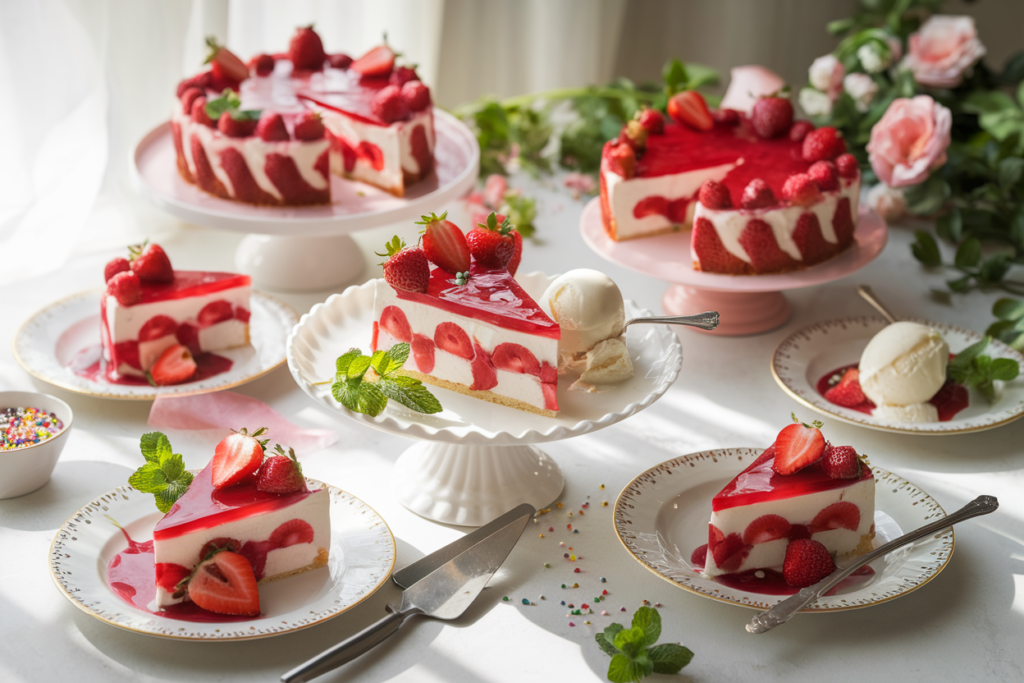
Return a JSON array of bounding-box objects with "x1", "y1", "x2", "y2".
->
[
  {"x1": 738, "y1": 219, "x2": 798, "y2": 273},
  {"x1": 697, "y1": 179, "x2": 732, "y2": 210},
  {"x1": 377, "y1": 236, "x2": 430, "y2": 293},
  {"x1": 401, "y1": 81, "x2": 431, "y2": 112},
  {"x1": 740, "y1": 178, "x2": 777, "y2": 209},
  {"x1": 351, "y1": 45, "x2": 395, "y2": 77},
  {"x1": 751, "y1": 96, "x2": 793, "y2": 139},
  {"x1": 690, "y1": 544, "x2": 708, "y2": 568},
  {"x1": 198, "y1": 538, "x2": 241, "y2": 560},
  {"x1": 293, "y1": 111, "x2": 325, "y2": 141},
  {"x1": 148, "y1": 344, "x2": 197, "y2": 386},
  {"x1": 743, "y1": 514, "x2": 792, "y2": 545},
  {"x1": 212, "y1": 427, "x2": 269, "y2": 488},
  {"x1": 256, "y1": 112, "x2": 290, "y2": 142},
  {"x1": 179, "y1": 87, "x2": 205, "y2": 116},
  {"x1": 204, "y1": 38, "x2": 249, "y2": 84},
  {"x1": 792, "y1": 213, "x2": 836, "y2": 262},
  {"x1": 468, "y1": 212, "x2": 516, "y2": 268},
  {"x1": 417, "y1": 211, "x2": 470, "y2": 273},
  {"x1": 491, "y1": 343, "x2": 540, "y2": 375},
  {"x1": 618, "y1": 120, "x2": 648, "y2": 150},
  {"x1": 808, "y1": 160, "x2": 839, "y2": 191},
  {"x1": 836, "y1": 153, "x2": 860, "y2": 179},
  {"x1": 379, "y1": 306, "x2": 412, "y2": 342},
  {"x1": 667, "y1": 90, "x2": 713, "y2": 131},
  {"x1": 692, "y1": 217, "x2": 749, "y2": 274},
  {"x1": 269, "y1": 519, "x2": 314, "y2": 547},
  {"x1": 328, "y1": 53, "x2": 353, "y2": 70},
  {"x1": 789, "y1": 120, "x2": 814, "y2": 143},
  {"x1": 176, "y1": 71, "x2": 213, "y2": 98},
  {"x1": 107, "y1": 271, "x2": 142, "y2": 306},
  {"x1": 712, "y1": 108, "x2": 741, "y2": 126},
  {"x1": 811, "y1": 502, "x2": 861, "y2": 531},
  {"x1": 506, "y1": 229, "x2": 524, "y2": 276},
  {"x1": 129, "y1": 243, "x2": 174, "y2": 283},
  {"x1": 372, "y1": 85, "x2": 410, "y2": 123},
  {"x1": 187, "y1": 551, "x2": 260, "y2": 616},
  {"x1": 251, "y1": 54, "x2": 275, "y2": 77},
  {"x1": 434, "y1": 322, "x2": 474, "y2": 359},
  {"x1": 104, "y1": 257, "x2": 131, "y2": 283},
  {"x1": 638, "y1": 108, "x2": 664, "y2": 134},
  {"x1": 389, "y1": 65, "x2": 419, "y2": 87},
  {"x1": 190, "y1": 96, "x2": 213, "y2": 127},
  {"x1": 802, "y1": 126, "x2": 846, "y2": 162},
  {"x1": 782, "y1": 539, "x2": 835, "y2": 588},
  {"x1": 287, "y1": 25, "x2": 327, "y2": 70},
  {"x1": 217, "y1": 111, "x2": 256, "y2": 138},
  {"x1": 606, "y1": 142, "x2": 636, "y2": 178},
  {"x1": 771, "y1": 416, "x2": 826, "y2": 475},
  {"x1": 155, "y1": 562, "x2": 192, "y2": 592},
  {"x1": 821, "y1": 443, "x2": 862, "y2": 480},
  {"x1": 824, "y1": 368, "x2": 866, "y2": 407},
  {"x1": 256, "y1": 444, "x2": 305, "y2": 494},
  {"x1": 781, "y1": 173, "x2": 822, "y2": 206}
]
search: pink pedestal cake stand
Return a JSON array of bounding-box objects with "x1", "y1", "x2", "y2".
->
[
  {"x1": 580, "y1": 197, "x2": 888, "y2": 335},
  {"x1": 130, "y1": 109, "x2": 479, "y2": 292}
]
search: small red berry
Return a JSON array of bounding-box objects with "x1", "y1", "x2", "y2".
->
[
  {"x1": 293, "y1": 111, "x2": 326, "y2": 141},
  {"x1": 789, "y1": 120, "x2": 814, "y2": 143},
  {"x1": 803, "y1": 127, "x2": 847, "y2": 163},
  {"x1": 783, "y1": 539, "x2": 835, "y2": 588},
  {"x1": 401, "y1": 81, "x2": 431, "y2": 112},
  {"x1": 251, "y1": 54, "x2": 275, "y2": 77},
  {"x1": 638, "y1": 109, "x2": 664, "y2": 134},
  {"x1": 781, "y1": 173, "x2": 822, "y2": 206},
  {"x1": 836, "y1": 153, "x2": 860, "y2": 179},
  {"x1": 698, "y1": 179, "x2": 733, "y2": 210},
  {"x1": 808, "y1": 160, "x2": 840, "y2": 192},
  {"x1": 372, "y1": 85, "x2": 410, "y2": 123},
  {"x1": 751, "y1": 97, "x2": 794, "y2": 139},
  {"x1": 740, "y1": 179, "x2": 776, "y2": 209}
]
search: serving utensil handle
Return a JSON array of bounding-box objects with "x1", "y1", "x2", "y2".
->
[
  {"x1": 856, "y1": 285, "x2": 898, "y2": 324},
  {"x1": 623, "y1": 311, "x2": 719, "y2": 331}
]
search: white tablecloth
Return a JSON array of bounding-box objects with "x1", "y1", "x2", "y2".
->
[{"x1": 2, "y1": 176, "x2": 1023, "y2": 682}]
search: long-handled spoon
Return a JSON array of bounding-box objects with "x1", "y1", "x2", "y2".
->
[
  {"x1": 857, "y1": 285, "x2": 898, "y2": 324},
  {"x1": 622, "y1": 311, "x2": 719, "y2": 332}
]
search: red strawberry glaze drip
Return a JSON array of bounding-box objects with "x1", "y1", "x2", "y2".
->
[
  {"x1": 815, "y1": 363, "x2": 968, "y2": 421},
  {"x1": 68, "y1": 345, "x2": 232, "y2": 386},
  {"x1": 115, "y1": 272, "x2": 252, "y2": 306},
  {"x1": 712, "y1": 565, "x2": 874, "y2": 596},
  {"x1": 394, "y1": 264, "x2": 560, "y2": 338},
  {"x1": 711, "y1": 445, "x2": 873, "y2": 512}
]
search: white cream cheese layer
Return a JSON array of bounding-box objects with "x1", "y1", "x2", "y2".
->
[{"x1": 320, "y1": 108, "x2": 434, "y2": 192}]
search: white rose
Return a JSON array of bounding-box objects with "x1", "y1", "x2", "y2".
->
[
  {"x1": 867, "y1": 183, "x2": 907, "y2": 222},
  {"x1": 844, "y1": 73, "x2": 878, "y2": 112},
  {"x1": 799, "y1": 87, "x2": 833, "y2": 117},
  {"x1": 808, "y1": 54, "x2": 844, "y2": 97},
  {"x1": 857, "y1": 43, "x2": 891, "y2": 73}
]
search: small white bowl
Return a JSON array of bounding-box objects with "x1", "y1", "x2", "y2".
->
[{"x1": 0, "y1": 391, "x2": 73, "y2": 499}]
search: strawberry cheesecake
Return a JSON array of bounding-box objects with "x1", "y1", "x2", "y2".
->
[
  {"x1": 599, "y1": 89, "x2": 861, "y2": 275},
  {"x1": 171, "y1": 27, "x2": 435, "y2": 205},
  {"x1": 372, "y1": 213, "x2": 560, "y2": 416},
  {"x1": 698, "y1": 419, "x2": 875, "y2": 585},
  {"x1": 101, "y1": 244, "x2": 250, "y2": 382}
]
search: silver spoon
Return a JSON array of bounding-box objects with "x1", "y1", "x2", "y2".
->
[
  {"x1": 746, "y1": 494, "x2": 999, "y2": 634},
  {"x1": 622, "y1": 311, "x2": 719, "y2": 332},
  {"x1": 857, "y1": 285, "x2": 898, "y2": 324}
]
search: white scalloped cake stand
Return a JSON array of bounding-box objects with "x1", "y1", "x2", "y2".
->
[
  {"x1": 579, "y1": 198, "x2": 888, "y2": 335},
  {"x1": 130, "y1": 109, "x2": 479, "y2": 292},
  {"x1": 286, "y1": 272, "x2": 683, "y2": 526}
]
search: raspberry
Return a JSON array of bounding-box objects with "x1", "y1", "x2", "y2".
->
[
  {"x1": 698, "y1": 179, "x2": 733, "y2": 210},
  {"x1": 802, "y1": 126, "x2": 846, "y2": 162},
  {"x1": 252, "y1": 54, "x2": 275, "y2": 77},
  {"x1": 836, "y1": 153, "x2": 860, "y2": 179},
  {"x1": 781, "y1": 173, "x2": 822, "y2": 206},
  {"x1": 750, "y1": 97, "x2": 793, "y2": 139},
  {"x1": 740, "y1": 178, "x2": 776, "y2": 209},
  {"x1": 808, "y1": 160, "x2": 839, "y2": 191}
]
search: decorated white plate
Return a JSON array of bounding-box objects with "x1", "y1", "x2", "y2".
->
[
  {"x1": 286, "y1": 272, "x2": 683, "y2": 446},
  {"x1": 14, "y1": 290, "x2": 297, "y2": 400},
  {"x1": 772, "y1": 316, "x2": 1024, "y2": 434},
  {"x1": 614, "y1": 448, "x2": 954, "y2": 612},
  {"x1": 49, "y1": 477, "x2": 395, "y2": 640}
]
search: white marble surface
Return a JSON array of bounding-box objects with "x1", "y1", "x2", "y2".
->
[{"x1": 2, "y1": 175, "x2": 1024, "y2": 682}]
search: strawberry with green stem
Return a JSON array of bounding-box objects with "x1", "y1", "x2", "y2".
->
[
  {"x1": 256, "y1": 444, "x2": 305, "y2": 493},
  {"x1": 377, "y1": 236, "x2": 430, "y2": 293},
  {"x1": 468, "y1": 212, "x2": 517, "y2": 269},
  {"x1": 417, "y1": 211, "x2": 470, "y2": 274}
]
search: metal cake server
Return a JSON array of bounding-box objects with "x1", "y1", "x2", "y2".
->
[
  {"x1": 281, "y1": 504, "x2": 534, "y2": 682},
  {"x1": 623, "y1": 311, "x2": 720, "y2": 332},
  {"x1": 746, "y1": 495, "x2": 999, "y2": 634}
]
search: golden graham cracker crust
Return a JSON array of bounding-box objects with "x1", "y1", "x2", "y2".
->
[{"x1": 259, "y1": 546, "x2": 329, "y2": 584}]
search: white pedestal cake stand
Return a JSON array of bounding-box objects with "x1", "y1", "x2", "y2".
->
[
  {"x1": 130, "y1": 109, "x2": 479, "y2": 292},
  {"x1": 580, "y1": 198, "x2": 888, "y2": 335},
  {"x1": 286, "y1": 272, "x2": 683, "y2": 526}
]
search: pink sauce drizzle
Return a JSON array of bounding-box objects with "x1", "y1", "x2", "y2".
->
[
  {"x1": 67, "y1": 344, "x2": 233, "y2": 386},
  {"x1": 816, "y1": 363, "x2": 969, "y2": 421}
]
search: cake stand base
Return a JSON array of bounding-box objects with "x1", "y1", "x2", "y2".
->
[
  {"x1": 393, "y1": 441, "x2": 564, "y2": 527},
  {"x1": 235, "y1": 234, "x2": 365, "y2": 292},
  {"x1": 662, "y1": 286, "x2": 790, "y2": 336}
]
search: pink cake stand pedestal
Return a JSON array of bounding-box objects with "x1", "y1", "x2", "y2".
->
[
  {"x1": 130, "y1": 109, "x2": 479, "y2": 292},
  {"x1": 580, "y1": 198, "x2": 888, "y2": 335}
]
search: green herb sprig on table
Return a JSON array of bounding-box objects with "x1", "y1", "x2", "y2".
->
[
  {"x1": 594, "y1": 606, "x2": 693, "y2": 683},
  {"x1": 128, "y1": 432, "x2": 193, "y2": 513},
  {"x1": 986, "y1": 298, "x2": 1024, "y2": 350},
  {"x1": 330, "y1": 343, "x2": 442, "y2": 417},
  {"x1": 948, "y1": 336, "x2": 1020, "y2": 402}
]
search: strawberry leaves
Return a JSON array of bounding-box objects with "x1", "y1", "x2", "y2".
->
[
  {"x1": 331, "y1": 343, "x2": 442, "y2": 417},
  {"x1": 129, "y1": 432, "x2": 193, "y2": 513},
  {"x1": 594, "y1": 607, "x2": 693, "y2": 683}
]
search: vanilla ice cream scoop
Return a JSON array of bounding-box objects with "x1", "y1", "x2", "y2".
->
[
  {"x1": 542, "y1": 269, "x2": 625, "y2": 358},
  {"x1": 859, "y1": 321, "x2": 949, "y2": 407}
]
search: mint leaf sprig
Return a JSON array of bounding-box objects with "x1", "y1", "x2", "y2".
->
[
  {"x1": 128, "y1": 432, "x2": 193, "y2": 513},
  {"x1": 948, "y1": 336, "x2": 1020, "y2": 403},
  {"x1": 205, "y1": 88, "x2": 262, "y2": 122},
  {"x1": 595, "y1": 606, "x2": 693, "y2": 683},
  {"x1": 986, "y1": 298, "x2": 1024, "y2": 351},
  {"x1": 328, "y1": 343, "x2": 442, "y2": 417}
]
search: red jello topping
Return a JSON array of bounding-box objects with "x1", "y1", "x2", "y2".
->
[{"x1": 113, "y1": 271, "x2": 252, "y2": 307}]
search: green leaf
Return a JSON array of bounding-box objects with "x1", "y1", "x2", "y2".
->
[
  {"x1": 335, "y1": 349, "x2": 361, "y2": 376},
  {"x1": 595, "y1": 632, "x2": 619, "y2": 657},
  {"x1": 998, "y1": 157, "x2": 1024, "y2": 191},
  {"x1": 951, "y1": 337, "x2": 991, "y2": 371},
  {"x1": 630, "y1": 606, "x2": 661, "y2": 646},
  {"x1": 383, "y1": 342, "x2": 410, "y2": 372},
  {"x1": 1003, "y1": 50, "x2": 1024, "y2": 84},
  {"x1": 139, "y1": 432, "x2": 172, "y2": 465},
  {"x1": 936, "y1": 209, "x2": 963, "y2": 243},
  {"x1": 827, "y1": 17, "x2": 857, "y2": 35},
  {"x1": 946, "y1": 275, "x2": 972, "y2": 293},
  {"x1": 963, "y1": 90, "x2": 1017, "y2": 115},
  {"x1": 954, "y1": 237, "x2": 982, "y2": 269},
  {"x1": 684, "y1": 63, "x2": 719, "y2": 90},
  {"x1": 613, "y1": 627, "x2": 648, "y2": 659},
  {"x1": 911, "y1": 230, "x2": 942, "y2": 266},
  {"x1": 347, "y1": 355, "x2": 372, "y2": 380},
  {"x1": 979, "y1": 254, "x2": 1012, "y2": 284},
  {"x1": 993, "y1": 298, "x2": 1024, "y2": 321},
  {"x1": 603, "y1": 623, "x2": 625, "y2": 647},
  {"x1": 607, "y1": 653, "x2": 653, "y2": 683},
  {"x1": 205, "y1": 89, "x2": 242, "y2": 120},
  {"x1": 990, "y1": 357, "x2": 1021, "y2": 381},
  {"x1": 377, "y1": 377, "x2": 443, "y2": 414},
  {"x1": 129, "y1": 453, "x2": 194, "y2": 514},
  {"x1": 904, "y1": 176, "x2": 950, "y2": 216},
  {"x1": 979, "y1": 109, "x2": 1024, "y2": 142},
  {"x1": 647, "y1": 643, "x2": 694, "y2": 674},
  {"x1": 662, "y1": 59, "x2": 688, "y2": 96}
]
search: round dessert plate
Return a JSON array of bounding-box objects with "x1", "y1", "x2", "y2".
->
[
  {"x1": 130, "y1": 109, "x2": 479, "y2": 236},
  {"x1": 14, "y1": 290, "x2": 297, "y2": 400},
  {"x1": 614, "y1": 448, "x2": 954, "y2": 612},
  {"x1": 772, "y1": 316, "x2": 1024, "y2": 434},
  {"x1": 49, "y1": 478, "x2": 395, "y2": 640},
  {"x1": 580, "y1": 198, "x2": 888, "y2": 335}
]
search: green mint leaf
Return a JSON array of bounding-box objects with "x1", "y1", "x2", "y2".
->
[
  {"x1": 630, "y1": 606, "x2": 661, "y2": 646},
  {"x1": 377, "y1": 377, "x2": 443, "y2": 414},
  {"x1": 979, "y1": 254, "x2": 1013, "y2": 285},
  {"x1": 128, "y1": 452, "x2": 193, "y2": 514},
  {"x1": 205, "y1": 89, "x2": 241, "y2": 120},
  {"x1": 954, "y1": 237, "x2": 981, "y2": 269},
  {"x1": 335, "y1": 348, "x2": 362, "y2": 376},
  {"x1": 595, "y1": 632, "x2": 619, "y2": 657},
  {"x1": 936, "y1": 209, "x2": 963, "y2": 243},
  {"x1": 993, "y1": 298, "x2": 1024, "y2": 322},
  {"x1": 380, "y1": 343, "x2": 410, "y2": 375},
  {"x1": 978, "y1": 379, "x2": 997, "y2": 403},
  {"x1": 911, "y1": 230, "x2": 942, "y2": 267},
  {"x1": 231, "y1": 109, "x2": 263, "y2": 122},
  {"x1": 990, "y1": 357, "x2": 1021, "y2": 382},
  {"x1": 347, "y1": 355, "x2": 372, "y2": 380},
  {"x1": 140, "y1": 432, "x2": 172, "y2": 464},
  {"x1": 607, "y1": 652, "x2": 653, "y2": 683},
  {"x1": 332, "y1": 377, "x2": 362, "y2": 412},
  {"x1": 603, "y1": 622, "x2": 625, "y2": 646},
  {"x1": 613, "y1": 626, "x2": 648, "y2": 659},
  {"x1": 998, "y1": 157, "x2": 1024, "y2": 191},
  {"x1": 354, "y1": 381, "x2": 388, "y2": 416},
  {"x1": 647, "y1": 643, "x2": 694, "y2": 674},
  {"x1": 951, "y1": 338, "x2": 991, "y2": 373}
]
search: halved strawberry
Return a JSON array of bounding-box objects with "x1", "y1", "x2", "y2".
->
[
  {"x1": 130, "y1": 243, "x2": 174, "y2": 283},
  {"x1": 198, "y1": 300, "x2": 234, "y2": 326},
  {"x1": 417, "y1": 211, "x2": 470, "y2": 273},
  {"x1": 211, "y1": 427, "x2": 269, "y2": 488},
  {"x1": 187, "y1": 550, "x2": 260, "y2": 616},
  {"x1": 667, "y1": 91, "x2": 714, "y2": 132},
  {"x1": 491, "y1": 343, "x2": 540, "y2": 375},
  {"x1": 256, "y1": 444, "x2": 305, "y2": 494},
  {"x1": 810, "y1": 501, "x2": 860, "y2": 531},
  {"x1": 148, "y1": 344, "x2": 196, "y2": 386},
  {"x1": 782, "y1": 539, "x2": 834, "y2": 588},
  {"x1": 411, "y1": 333, "x2": 435, "y2": 373},
  {"x1": 351, "y1": 45, "x2": 395, "y2": 77},
  {"x1": 743, "y1": 514, "x2": 792, "y2": 545},
  {"x1": 771, "y1": 416, "x2": 825, "y2": 475},
  {"x1": 138, "y1": 315, "x2": 178, "y2": 342},
  {"x1": 824, "y1": 368, "x2": 866, "y2": 407},
  {"x1": 434, "y1": 322, "x2": 474, "y2": 359},
  {"x1": 711, "y1": 532, "x2": 748, "y2": 572},
  {"x1": 506, "y1": 230, "x2": 524, "y2": 276},
  {"x1": 269, "y1": 519, "x2": 314, "y2": 547},
  {"x1": 204, "y1": 37, "x2": 249, "y2": 84},
  {"x1": 379, "y1": 306, "x2": 412, "y2": 342}
]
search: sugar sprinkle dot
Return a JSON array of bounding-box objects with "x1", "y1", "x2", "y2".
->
[
  {"x1": 574, "y1": 567, "x2": 581, "y2": 573},
  {"x1": 600, "y1": 577, "x2": 607, "y2": 583},
  {"x1": 521, "y1": 598, "x2": 530, "y2": 605}
]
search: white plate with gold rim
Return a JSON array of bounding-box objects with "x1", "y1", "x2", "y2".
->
[
  {"x1": 614, "y1": 448, "x2": 954, "y2": 612},
  {"x1": 49, "y1": 477, "x2": 395, "y2": 640},
  {"x1": 14, "y1": 289, "x2": 297, "y2": 400},
  {"x1": 771, "y1": 316, "x2": 1024, "y2": 434}
]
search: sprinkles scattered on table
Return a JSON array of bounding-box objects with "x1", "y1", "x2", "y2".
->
[{"x1": 1, "y1": 407, "x2": 63, "y2": 451}]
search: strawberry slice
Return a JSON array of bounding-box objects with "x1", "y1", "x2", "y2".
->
[
  {"x1": 491, "y1": 343, "x2": 540, "y2": 375},
  {"x1": 434, "y1": 322, "x2": 474, "y2": 359},
  {"x1": 379, "y1": 306, "x2": 412, "y2": 342},
  {"x1": 771, "y1": 416, "x2": 826, "y2": 475},
  {"x1": 810, "y1": 501, "x2": 860, "y2": 532},
  {"x1": 198, "y1": 300, "x2": 234, "y2": 326},
  {"x1": 269, "y1": 519, "x2": 314, "y2": 547},
  {"x1": 148, "y1": 344, "x2": 197, "y2": 386},
  {"x1": 187, "y1": 551, "x2": 260, "y2": 616},
  {"x1": 351, "y1": 45, "x2": 395, "y2": 77},
  {"x1": 667, "y1": 91, "x2": 714, "y2": 132},
  {"x1": 417, "y1": 212, "x2": 470, "y2": 273},
  {"x1": 743, "y1": 514, "x2": 791, "y2": 545},
  {"x1": 211, "y1": 428, "x2": 269, "y2": 488},
  {"x1": 824, "y1": 368, "x2": 866, "y2": 407},
  {"x1": 204, "y1": 38, "x2": 249, "y2": 84}
]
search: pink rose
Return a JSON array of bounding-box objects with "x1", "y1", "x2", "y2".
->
[
  {"x1": 867, "y1": 95, "x2": 952, "y2": 187},
  {"x1": 905, "y1": 15, "x2": 986, "y2": 87},
  {"x1": 720, "y1": 66, "x2": 786, "y2": 115},
  {"x1": 482, "y1": 174, "x2": 507, "y2": 209}
]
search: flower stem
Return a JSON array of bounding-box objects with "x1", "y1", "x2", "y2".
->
[{"x1": 453, "y1": 87, "x2": 659, "y2": 117}]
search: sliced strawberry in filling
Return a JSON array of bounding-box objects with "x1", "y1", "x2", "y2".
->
[
  {"x1": 634, "y1": 196, "x2": 670, "y2": 219},
  {"x1": 176, "y1": 322, "x2": 201, "y2": 355},
  {"x1": 155, "y1": 562, "x2": 191, "y2": 592},
  {"x1": 434, "y1": 322, "x2": 474, "y2": 359},
  {"x1": 470, "y1": 342, "x2": 498, "y2": 391},
  {"x1": 113, "y1": 341, "x2": 141, "y2": 369},
  {"x1": 220, "y1": 148, "x2": 278, "y2": 204},
  {"x1": 234, "y1": 306, "x2": 251, "y2": 323},
  {"x1": 190, "y1": 136, "x2": 228, "y2": 196},
  {"x1": 743, "y1": 514, "x2": 792, "y2": 545},
  {"x1": 711, "y1": 532, "x2": 748, "y2": 572},
  {"x1": 198, "y1": 300, "x2": 234, "y2": 326},
  {"x1": 314, "y1": 149, "x2": 329, "y2": 180},
  {"x1": 269, "y1": 519, "x2": 314, "y2": 547},
  {"x1": 265, "y1": 153, "x2": 329, "y2": 204},
  {"x1": 832, "y1": 197, "x2": 855, "y2": 249},
  {"x1": 491, "y1": 343, "x2": 541, "y2": 375},
  {"x1": 410, "y1": 124, "x2": 431, "y2": 175},
  {"x1": 792, "y1": 212, "x2": 837, "y2": 264},
  {"x1": 411, "y1": 333, "x2": 435, "y2": 373},
  {"x1": 810, "y1": 501, "x2": 860, "y2": 532},
  {"x1": 356, "y1": 141, "x2": 384, "y2": 171},
  {"x1": 332, "y1": 134, "x2": 358, "y2": 172},
  {"x1": 379, "y1": 306, "x2": 411, "y2": 343},
  {"x1": 139, "y1": 315, "x2": 178, "y2": 342}
]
